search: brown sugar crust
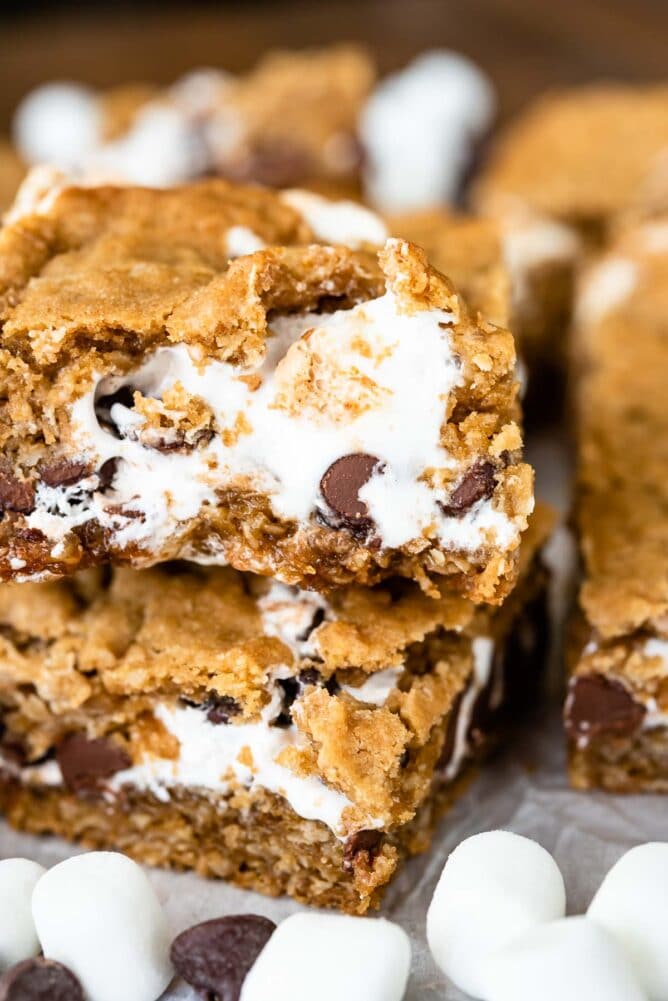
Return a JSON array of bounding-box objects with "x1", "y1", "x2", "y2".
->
[
  {"x1": 475, "y1": 84, "x2": 668, "y2": 233},
  {"x1": 0, "y1": 180, "x2": 532, "y2": 598}
]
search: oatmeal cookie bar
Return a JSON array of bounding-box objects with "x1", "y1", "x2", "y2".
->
[
  {"x1": 0, "y1": 509, "x2": 550, "y2": 913},
  {"x1": 0, "y1": 174, "x2": 532, "y2": 599},
  {"x1": 13, "y1": 46, "x2": 374, "y2": 192},
  {"x1": 565, "y1": 220, "x2": 668, "y2": 791}
]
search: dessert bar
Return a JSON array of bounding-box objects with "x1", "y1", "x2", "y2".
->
[
  {"x1": 0, "y1": 174, "x2": 533, "y2": 600},
  {"x1": 12, "y1": 46, "x2": 494, "y2": 212},
  {"x1": 565, "y1": 220, "x2": 668, "y2": 791},
  {"x1": 474, "y1": 83, "x2": 668, "y2": 244},
  {"x1": 0, "y1": 510, "x2": 550, "y2": 913}
]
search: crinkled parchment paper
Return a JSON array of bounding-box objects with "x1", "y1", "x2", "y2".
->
[{"x1": 1, "y1": 434, "x2": 664, "y2": 1000}]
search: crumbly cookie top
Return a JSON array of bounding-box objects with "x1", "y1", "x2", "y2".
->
[
  {"x1": 574, "y1": 219, "x2": 668, "y2": 639},
  {"x1": 475, "y1": 84, "x2": 668, "y2": 226},
  {"x1": 387, "y1": 209, "x2": 510, "y2": 328}
]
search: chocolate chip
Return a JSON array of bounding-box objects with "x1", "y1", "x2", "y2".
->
[
  {"x1": 342, "y1": 829, "x2": 383, "y2": 873},
  {"x1": 564, "y1": 674, "x2": 646, "y2": 741},
  {"x1": 56, "y1": 733, "x2": 131, "y2": 795},
  {"x1": 95, "y1": 386, "x2": 135, "y2": 437},
  {"x1": 320, "y1": 453, "x2": 382, "y2": 530},
  {"x1": 0, "y1": 958, "x2": 84, "y2": 1001},
  {"x1": 97, "y1": 458, "x2": 119, "y2": 492},
  {"x1": 0, "y1": 463, "x2": 34, "y2": 515},
  {"x1": 272, "y1": 676, "x2": 301, "y2": 728},
  {"x1": 205, "y1": 695, "x2": 241, "y2": 726},
  {"x1": 439, "y1": 461, "x2": 496, "y2": 517},
  {"x1": 298, "y1": 667, "x2": 322, "y2": 686},
  {"x1": 40, "y1": 460, "x2": 91, "y2": 489},
  {"x1": 296, "y1": 607, "x2": 325, "y2": 643},
  {"x1": 148, "y1": 428, "x2": 215, "y2": 454},
  {"x1": 170, "y1": 914, "x2": 276, "y2": 1001}
]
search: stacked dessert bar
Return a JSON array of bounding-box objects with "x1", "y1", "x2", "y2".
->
[
  {"x1": 565, "y1": 219, "x2": 668, "y2": 792},
  {"x1": 0, "y1": 170, "x2": 541, "y2": 912}
]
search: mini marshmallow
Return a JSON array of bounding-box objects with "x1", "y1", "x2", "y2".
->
[
  {"x1": 13, "y1": 83, "x2": 101, "y2": 169},
  {"x1": 426, "y1": 830, "x2": 566, "y2": 998},
  {"x1": 240, "y1": 912, "x2": 410, "y2": 1001},
  {"x1": 0, "y1": 858, "x2": 45, "y2": 969},
  {"x1": 32, "y1": 851, "x2": 173, "y2": 1001},
  {"x1": 482, "y1": 916, "x2": 648, "y2": 1001},
  {"x1": 588, "y1": 842, "x2": 668, "y2": 1000}
]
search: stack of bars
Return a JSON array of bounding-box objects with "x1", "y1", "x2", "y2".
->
[{"x1": 0, "y1": 170, "x2": 545, "y2": 913}]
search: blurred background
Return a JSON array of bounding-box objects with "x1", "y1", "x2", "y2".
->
[{"x1": 1, "y1": 0, "x2": 667, "y2": 130}]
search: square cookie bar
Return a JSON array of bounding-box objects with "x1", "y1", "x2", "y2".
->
[
  {"x1": 0, "y1": 174, "x2": 533, "y2": 600},
  {"x1": 565, "y1": 220, "x2": 668, "y2": 791},
  {"x1": 0, "y1": 510, "x2": 550, "y2": 913}
]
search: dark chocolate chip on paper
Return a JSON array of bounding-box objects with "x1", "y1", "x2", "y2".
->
[
  {"x1": 0, "y1": 957, "x2": 84, "y2": 1001},
  {"x1": 170, "y1": 914, "x2": 276, "y2": 1001},
  {"x1": 56, "y1": 733, "x2": 131, "y2": 794},
  {"x1": 564, "y1": 673, "x2": 646, "y2": 741}
]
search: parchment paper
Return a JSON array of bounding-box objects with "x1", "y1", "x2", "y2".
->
[{"x1": 1, "y1": 433, "x2": 664, "y2": 1000}]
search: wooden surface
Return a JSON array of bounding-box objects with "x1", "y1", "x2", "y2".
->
[{"x1": 1, "y1": 0, "x2": 667, "y2": 131}]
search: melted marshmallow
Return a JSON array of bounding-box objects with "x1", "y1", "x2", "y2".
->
[
  {"x1": 360, "y1": 50, "x2": 495, "y2": 212},
  {"x1": 257, "y1": 581, "x2": 333, "y2": 658},
  {"x1": 443, "y1": 636, "x2": 495, "y2": 781},
  {"x1": 108, "y1": 699, "x2": 364, "y2": 837},
  {"x1": 32, "y1": 285, "x2": 519, "y2": 561},
  {"x1": 281, "y1": 189, "x2": 388, "y2": 248}
]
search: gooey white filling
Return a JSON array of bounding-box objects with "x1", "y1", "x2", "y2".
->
[
  {"x1": 28, "y1": 285, "x2": 519, "y2": 561},
  {"x1": 442, "y1": 636, "x2": 495, "y2": 781}
]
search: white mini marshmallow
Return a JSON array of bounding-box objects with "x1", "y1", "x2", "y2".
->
[
  {"x1": 240, "y1": 912, "x2": 410, "y2": 1001},
  {"x1": 482, "y1": 916, "x2": 648, "y2": 1001},
  {"x1": 588, "y1": 843, "x2": 668, "y2": 1000},
  {"x1": 0, "y1": 858, "x2": 45, "y2": 969},
  {"x1": 13, "y1": 82, "x2": 102, "y2": 169},
  {"x1": 360, "y1": 50, "x2": 495, "y2": 212},
  {"x1": 32, "y1": 851, "x2": 173, "y2": 1001},
  {"x1": 426, "y1": 830, "x2": 566, "y2": 998}
]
